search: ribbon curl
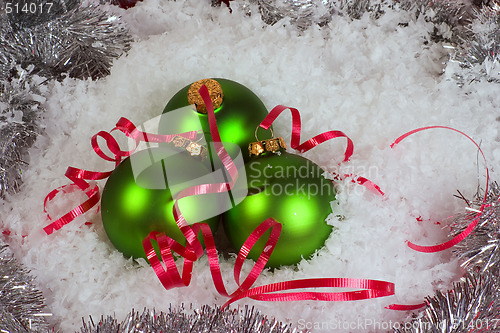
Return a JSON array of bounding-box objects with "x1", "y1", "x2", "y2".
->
[{"x1": 43, "y1": 118, "x2": 197, "y2": 235}]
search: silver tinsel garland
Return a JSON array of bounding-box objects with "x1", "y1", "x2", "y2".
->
[
  {"x1": 238, "y1": 0, "x2": 386, "y2": 29},
  {"x1": 240, "y1": 0, "x2": 336, "y2": 30},
  {"x1": 395, "y1": 273, "x2": 500, "y2": 333},
  {"x1": 451, "y1": 2, "x2": 500, "y2": 83},
  {"x1": 239, "y1": 0, "x2": 468, "y2": 33},
  {"x1": 0, "y1": 0, "x2": 132, "y2": 81},
  {"x1": 393, "y1": 184, "x2": 500, "y2": 332},
  {"x1": 80, "y1": 305, "x2": 304, "y2": 333},
  {"x1": 0, "y1": 67, "x2": 46, "y2": 198},
  {"x1": 0, "y1": 243, "x2": 51, "y2": 333},
  {"x1": 451, "y1": 182, "x2": 500, "y2": 275}
]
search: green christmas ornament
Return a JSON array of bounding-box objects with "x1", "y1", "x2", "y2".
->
[
  {"x1": 161, "y1": 78, "x2": 273, "y2": 162},
  {"x1": 101, "y1": 148, "x2": 220, "y2": 260},
  {"x1": 222, "y1": 146, "x2": 335, "y2": 268}
]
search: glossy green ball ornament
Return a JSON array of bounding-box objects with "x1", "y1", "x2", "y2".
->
[
  {"x1": 101, "y1": 148, "x2": 220, "y2": 260},
  {"x1": 222, "y1": 151, "x2": 335, "y2": 268},
  {"x1": 162, "y1": 78, "x2": 272, "y2": 162}
]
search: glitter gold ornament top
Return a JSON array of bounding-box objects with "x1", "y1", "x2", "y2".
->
[{"x1": 187, "y1": 79, "x2": 224, "y2": 113}]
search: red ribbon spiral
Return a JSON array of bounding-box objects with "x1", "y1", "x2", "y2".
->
[{"x1": 43, "y1": 118, "x2": 197, "y2": 234}]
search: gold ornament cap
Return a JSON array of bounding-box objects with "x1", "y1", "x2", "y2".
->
[
  {"x1": 171, "y1": 136, "x2": 208, "y2": 160},
  {"x1": 249, "y1": 126, "x2": 287, "y2": 157},
  {"x1": 249, "y1": 137, "x2": 287, "y2": 157},
  {"x1": 187, "y1": 79, "x2": 224, "y2": 113}
]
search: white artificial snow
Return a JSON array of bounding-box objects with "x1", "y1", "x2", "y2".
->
[{"x1": 1, "y1": 0, "x2": 499, "y2": 332}]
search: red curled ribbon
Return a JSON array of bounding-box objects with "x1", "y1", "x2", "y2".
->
[
  {"x1": 143, "y1": 218, "x2": 283, "y2": 303},
  {"x1": 259, "y1": 105, "x2": 354, "y2": 160},
  {"x1": 391, "y1": 126, "x2": 491, "y2": 253},
  {"x1": 143, "y1": 85, "x2": 394, "y2": 307},
  {"x1": 385, "y1": 303, "x2": 427, "y2": 311},
  {"x1": 226, "y1": 278, "x2": 396, "y2": 306},
  {"x1": 387, "y1": 125, "x2": 494, "y2": 311},
  {"x1": 43, "y1": 118, "x2": 198, "y2": 235},
  {"x1": 258, "y1": 105, "x2": 384, "y2": 196}
]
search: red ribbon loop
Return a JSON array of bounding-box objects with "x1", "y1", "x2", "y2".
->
[
  {"x1": 143, "y1": 231, "x2": 197, "y2": 289},
  {"x1": 233, "y1": 218, "x2": 281, "y2": 289},
  {"x1": 142, "y1": 217, "x2": 282, "y2": 299},
  {"x1": 259, "y1": 105, "x2": 354, "y2": 161},
  {"x1": 385, "y1": 303, "x2": 427, "y2": 311},
  {"x1": 387, "y1": 125, "x2": 493, "y2": 311},
  {"x1": 43, "y1": 183, "x2": 100, "y2": 235},
  {"x1": 391, "y1": 125, "x2": 490, "y2": 253},
  {"x1": 43, "y1": 117, "x2": 198, "y2": 235},
  {"x1": 224, "y1": 278, "x2": 395, "y2": 307},
  {"x1": 259, "y1": 105, "x2": 383, "y2": 196}
]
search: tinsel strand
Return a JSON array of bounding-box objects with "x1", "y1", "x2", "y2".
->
[
  {"x1": 451, "y1": 182, "x2": 500, "y2": 274},
  {"x1": 80, "y1": 305, "x2": 304, "y2": 333},
  {"x1": 451, "y1": 2, "x2": 500, "y2": 83},
  {"x1": 0, "y1": 244, "x2": 51, "y2": 333},
  {"x1": 395, "y1": 183, "x2": 500, "y2": 332},
  {"x1": 240, "y1": 0, "x2": 336, "y2": 30},
  {"x1": 0, "y1": 0, "x2": 131, "y2": 198}
]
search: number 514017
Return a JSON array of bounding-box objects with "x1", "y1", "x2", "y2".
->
[{"x1": 5, "y1": 2, "x2": 53, "y2": 14}]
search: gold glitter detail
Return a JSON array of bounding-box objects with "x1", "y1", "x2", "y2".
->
[
  {"x1": 186, "y1": 142, "x2": 202, "y2": 156},
  {"x1": 278, "y1": 137, "x2": 287, "y2": 150},
  {"x1": 199, "y1": 147, "x2": 208, "y2": 160},
  {"x1": 264, "y1": 139, "x2": 279, "y2": 153},
  {"x1": 172, "y1": 136, "x2": 189, "y2": 148},
  {"x1": 170, "y1": 136, "x2": 208, "y2": 160},
  {"x1": 187, "y1": 79, "x2": 224, "y2": 113},
  {"x1": 249, "y1": 137, "x2": 286, "y2": 157},
  {"x1": 249, "y1": 142, "x2": 265, "y2": 157}
]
